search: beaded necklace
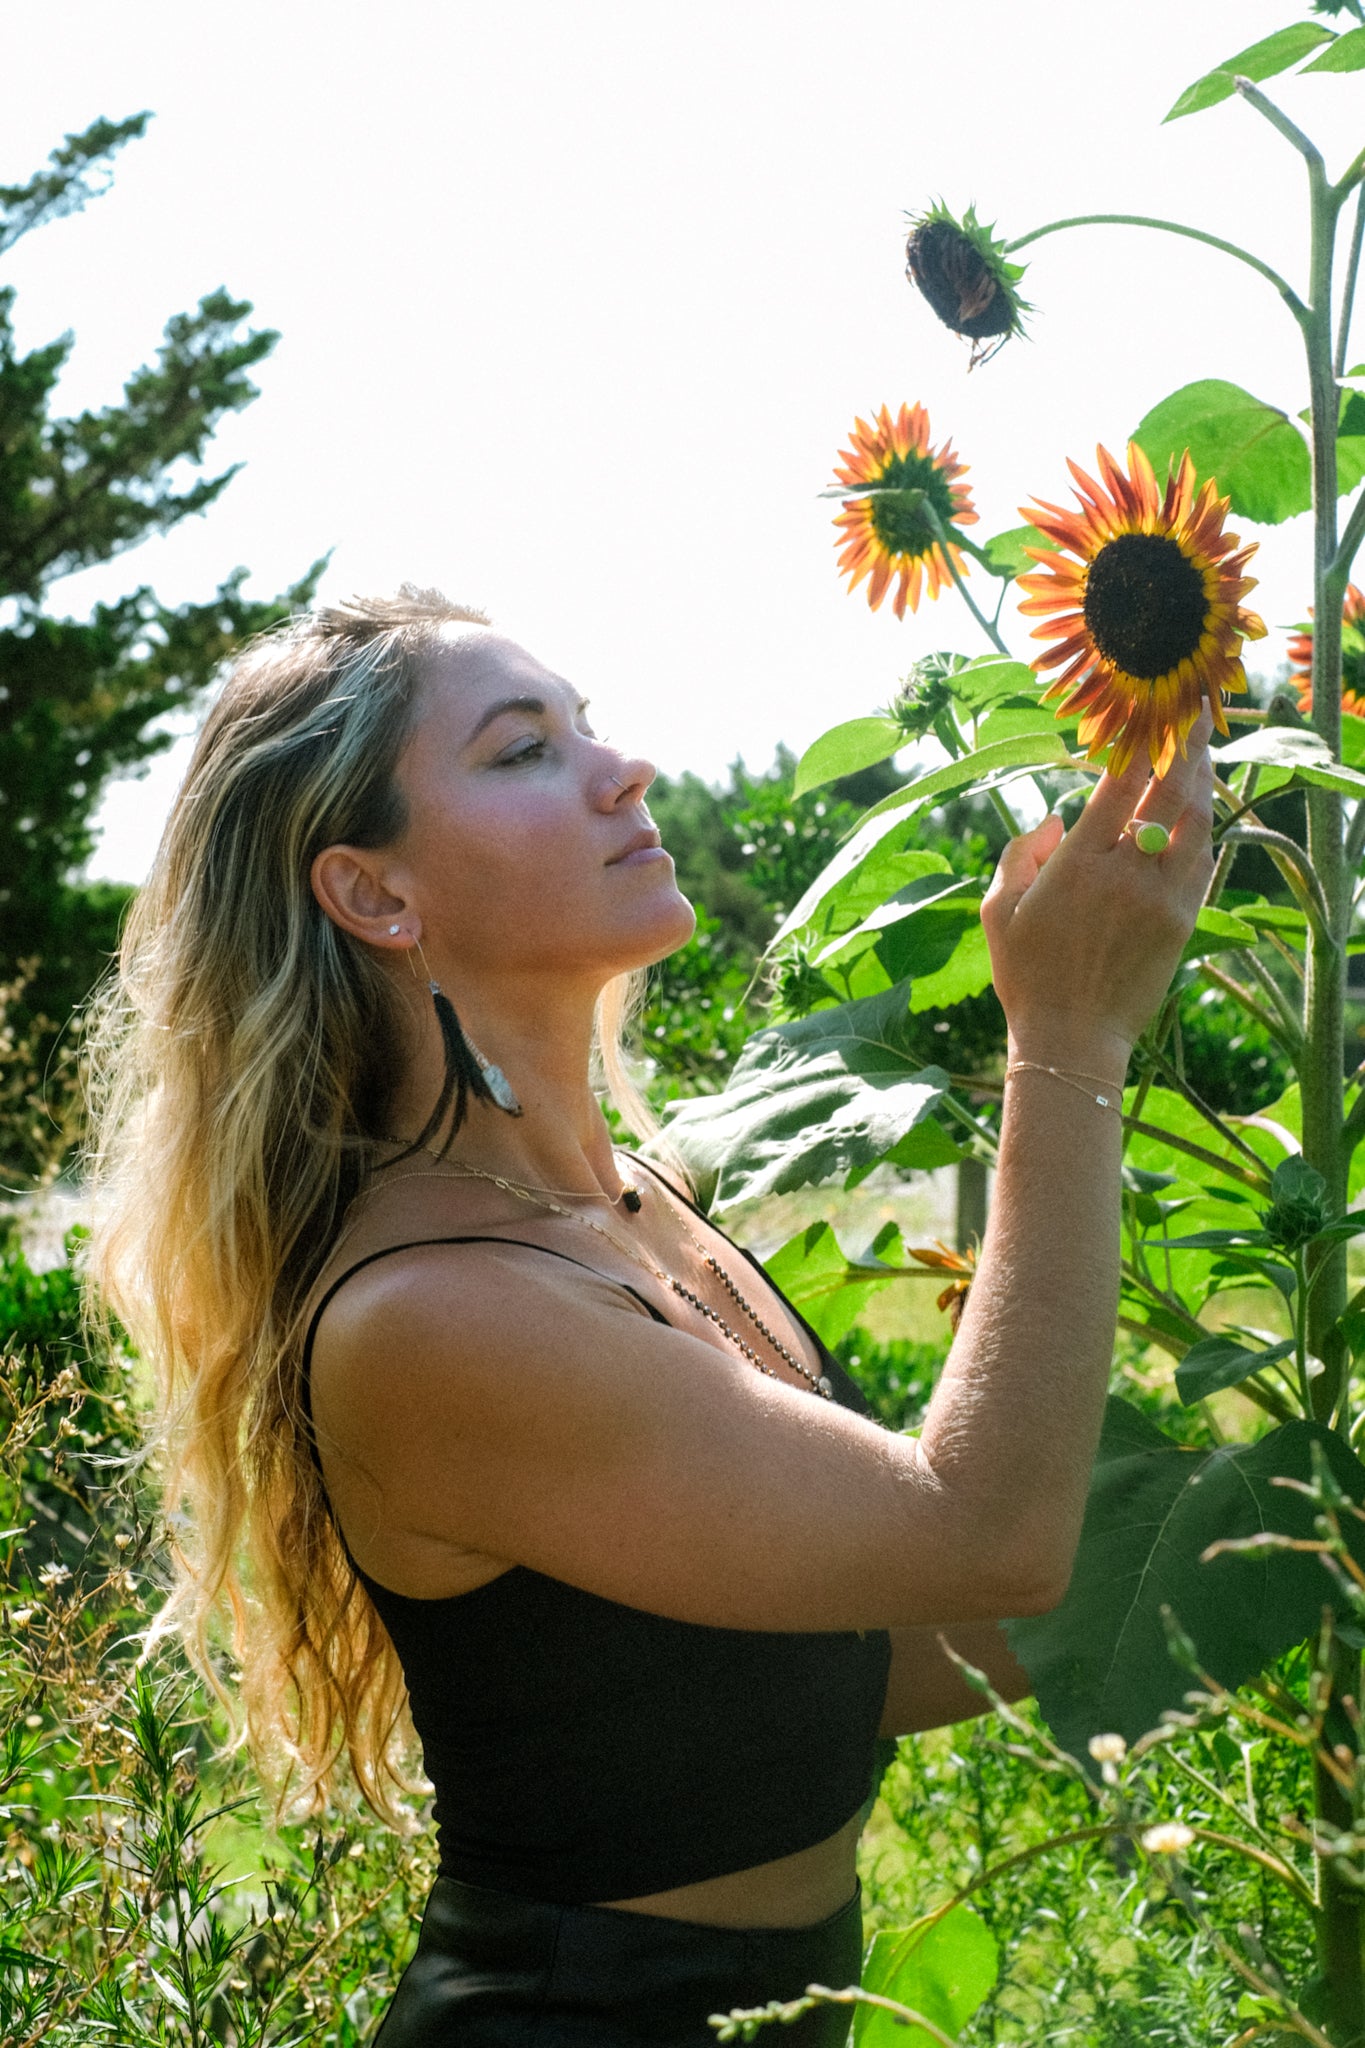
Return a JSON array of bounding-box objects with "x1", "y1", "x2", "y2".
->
[{"x1": 369, "y1": 1152, "x2": 834, "y2": 1400}]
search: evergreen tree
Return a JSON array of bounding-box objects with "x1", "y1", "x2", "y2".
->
[{"x1": 0, "y1": 113, "x2": 323, "y2": 1137}]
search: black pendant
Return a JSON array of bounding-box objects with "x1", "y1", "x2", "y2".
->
[{"x1": 621, "y1": 1186, "x2": 643, "y2": 1213}]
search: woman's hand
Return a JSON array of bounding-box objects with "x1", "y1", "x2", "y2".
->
[{"x1": 981, "y1": 707, "x2": 1216, "y2": 1075}]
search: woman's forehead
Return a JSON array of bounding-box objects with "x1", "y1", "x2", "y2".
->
[{"x1": 418, "y1": 631, "x2": 581, "y2": 738}]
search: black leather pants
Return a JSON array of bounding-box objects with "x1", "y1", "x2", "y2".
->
[{"x1": 369, "y1": 1874, "x2": 862, "y2": 2046}]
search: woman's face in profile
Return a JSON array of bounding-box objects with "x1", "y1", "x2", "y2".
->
[{"x1": 388, "y1": 628, "x2": 696, "y2": 988}]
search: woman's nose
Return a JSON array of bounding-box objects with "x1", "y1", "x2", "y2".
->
[{"x1": 599, "y1": 751, "x2": 655, "y2": 805}]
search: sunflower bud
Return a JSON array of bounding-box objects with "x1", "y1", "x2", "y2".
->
[
  {"x1": 1262, "y1": 1156, "x2": 1330, "y2": 1253},
  {"x1": 888, "y1": 653, "x2": 968, "y2": 740},
  {"x1": 905, "y1": 203, "x2": 1030, "y2": 366}
]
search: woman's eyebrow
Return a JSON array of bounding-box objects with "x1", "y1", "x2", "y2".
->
[
  {"x1": 464, "y1": 692, "x2": 591, "y2": 746},
  {"x1": 464, "y1": 695, "x2": 547, "y2": 744}
]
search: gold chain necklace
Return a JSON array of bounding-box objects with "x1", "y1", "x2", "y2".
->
[{"x1": 373, "y1": 1153, "x2": 834, "y2": 1400}]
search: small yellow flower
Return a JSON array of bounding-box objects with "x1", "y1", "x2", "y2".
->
[{"x1": 1141, "y1": 1822, "x2": 1195, "y2": 1855}]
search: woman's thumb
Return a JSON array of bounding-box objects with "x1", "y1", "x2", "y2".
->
[{"x1": 984, "y1": 812, "x2": 1064, "y2": 923}]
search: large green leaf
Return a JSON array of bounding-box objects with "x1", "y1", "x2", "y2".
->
[
  {"x1": 1133, "y1": 381, "x2": 1310, "y2": 525},
  {"x1": 1007, "y1": 1400, "x2": 1365, "y2": 1757},
  {"x1": 764, "y1": 1220, "x2": 904, "y2": 1347},
  {"x1": 771, "y1": 831, "x2": 951, "y2": 955},
  {"x1": 908, "y1": 918, "x2": 994, "y2": 1012},
  {"x1": 1300, "y1": 24, "x2": 1365, "y2": 70},
  {"x1": 662, "y1": 984, "x2": 950, "y2": 1211},
  {"x1": 1174, "y1": 1334, "x2": 1297, "y2": 1405},
  {"x1": 794, "y1": 716, "x2": 906, "y2": 798},
  {"x1": 1164, "y1": 22, "x2": 1335, "y2": 119},
  {"x1": 856, "y1": 730, "x2": 1076, "y2": 832},
  {"x1": 875, "y1": 899, "x2": 981, "y2": 986},
  {"x1": 949, "y1": 655, "x2": 1042, "y2": 712},
  {"x1": 856, "y1": 1905, "x2": 999, "y2": 2047},
  {"x1": 1299, "y1": 386, "x2": 1365, "y2": 497},
  {"x1": 1213, "y1": 722, "x2": 1365, "y2": 799},
  {"x1": 1183, "y1": 905, "x2": 1260, "y2": 960}
]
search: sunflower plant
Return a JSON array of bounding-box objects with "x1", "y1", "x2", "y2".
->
[{"x1": 665, "y1": 16, "x2": 1365, "y2": 2042}]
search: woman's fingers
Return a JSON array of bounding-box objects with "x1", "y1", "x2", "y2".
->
[{"x1": 983, "y1": 812, "x2": 1063, "y2": 925}]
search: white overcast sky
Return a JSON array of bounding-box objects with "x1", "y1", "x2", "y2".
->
[{"x1": 6, "y1": 0, "x2": 1363, "y2": 882}]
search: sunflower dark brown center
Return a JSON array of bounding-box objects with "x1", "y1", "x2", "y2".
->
[
  {"x1": 867, "y1": 448, "x2": 957, "y2": 559},
  {"x1": 1083, "y1": 532, "x2": 1208, "y2": 679}
]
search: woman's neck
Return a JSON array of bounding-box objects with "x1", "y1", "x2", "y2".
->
[{"x1": 382, "y1": 976, "x2": 628, "y2": 1201}]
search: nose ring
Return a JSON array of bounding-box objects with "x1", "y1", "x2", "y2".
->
[{"x1": 609, "y1": 775, "x2": 626, "y2": 789}]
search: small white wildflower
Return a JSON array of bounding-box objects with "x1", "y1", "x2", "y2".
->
[
  {"x1": 42, "y1": 1822, "x2": 60, "y2": 1841},
  {"x1": 24, "y1": 1714, "x2": 42, "y2": 1730},
  {"x1": 113, "y1": 1533, "x2": 132, "y2": 1551},
  {"x1": 10, "y1": 1607, "x2": 34, "y2": 1627},
  {"x1": 1141, "y1": 1823, "x2": 1195, "y2": 1856},
  {"x1": 37, "y1": 1562, "x2": 71, "y2": 1589},
  {"x1": 1088, "y1": 1734, "x2": 1127, "y2": 1764},
  {"x1": 348, "y1": 1841, "x2": 366, "y2": 1860}
]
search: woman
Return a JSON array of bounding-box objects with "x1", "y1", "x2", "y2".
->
[{"x1": 88, "y1": 586, "x2": 1214, "y2": 2046}]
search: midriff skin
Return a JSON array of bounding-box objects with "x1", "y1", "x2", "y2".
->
[{"x1": 599, "y1": 1811, "x2": 863, "y2": 1927}]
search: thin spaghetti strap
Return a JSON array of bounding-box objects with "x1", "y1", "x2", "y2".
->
[{"x1": 302, "y1": 1234, "x2": 671, "y2": 1378}]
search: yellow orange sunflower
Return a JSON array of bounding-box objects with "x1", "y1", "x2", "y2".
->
[
  {"x1": 1288, "y1": 584, "x2": 1365, "y2": 718},
  {"x1": 1018, "y1": 442, "x2": 1266, "y2": 777},
  {"x1": 832, "y1": 402, "x2": 977, "y2": 619}
]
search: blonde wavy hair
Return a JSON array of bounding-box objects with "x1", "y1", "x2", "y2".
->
[{"x1": 85, "y1": 587, "x2": 655, "y2": 1826}]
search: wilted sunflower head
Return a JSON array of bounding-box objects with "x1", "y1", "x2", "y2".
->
[
  {"x1": 1018, "y1": 441, "x2": 1266, "y2": 777},
  {"x1": 1289, "y1": 583, "x2": 1365, "y2": 718},
  {"x1": 905, "y1": 203, "x2": 1030, "y2": 367},
  {"x1": 831, "y1": 402, "x2": 977, "y2": 619}
]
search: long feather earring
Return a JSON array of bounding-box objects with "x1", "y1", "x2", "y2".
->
[{"x1": 389, "y1": 927, "x2": 521, "y2": 1160}]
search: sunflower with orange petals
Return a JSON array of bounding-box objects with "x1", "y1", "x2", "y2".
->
[
  {"x1": 1288, "y1": 584, "x2": 1365, "y2": 718},
  {"x1": 832, "y1": 402, "x2": 977, "y2": 620},
  {"x1": 1018, "y1": 442, "x2": 1266, "y2": 777}
]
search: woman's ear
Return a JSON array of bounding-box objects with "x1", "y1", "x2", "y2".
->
[{"x1": 310, "y1": 845, "x2": 421, "y2": 950}]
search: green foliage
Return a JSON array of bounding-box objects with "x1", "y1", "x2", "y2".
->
[
  {"x1": 1006, "y1": 1400, "x2": 1365, "y2": 1760},
  {"x1": 836, "y1": 1331, "x2": 945, "y2": 1432},
  {"x1": 663, "y1": 982, "x2": 954, "y2": 1210},
  {"x1": 0, "y1": 116, "x2": 325, "y2": 1171},
  {"x1": 638, "y1": 907, "x2": 752, "y2": 1099},
  {"x1": 1133, "y1": 379, "x2": 1313, "y2": 526},
  {"x1": 0, "y1": 1234, "x2": 437, "y2": 2047},
  {"x1": 856, "y1": 1905, "x2": 998, "y2": 2045},
  {"x1": 1163, "y1": 21, "x2": 1337, "y2": 120}
]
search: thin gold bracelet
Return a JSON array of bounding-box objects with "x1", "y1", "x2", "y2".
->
[{"x1": 1004, "y1": 1060, "x2": 1125, "y2": 1115}]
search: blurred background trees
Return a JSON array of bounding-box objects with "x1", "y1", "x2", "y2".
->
[{"x1": 0, "y1": 114, "x2": 322, "y2": 1179}]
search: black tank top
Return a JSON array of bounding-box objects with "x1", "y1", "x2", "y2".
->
[{"x1": 302, "y1": 1191, "x2": 891, "y2": 1905}]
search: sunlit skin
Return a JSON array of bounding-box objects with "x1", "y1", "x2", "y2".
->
[
  {"x1": 307, "y1": 631, "x2": 1215, "y2": 1933},
  {"x1": 314, "y1": 627, "x2": 697, "y2": 1198}
]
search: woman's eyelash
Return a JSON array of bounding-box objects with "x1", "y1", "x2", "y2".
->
[{"x1": 500, "y1": 737, "x2": 547, "y2": 764}]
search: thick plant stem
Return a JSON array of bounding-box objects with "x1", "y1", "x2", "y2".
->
[
  {"x1": 1293, "y1": 134, "x2": 1359, "y2": 2048},
  {"x1": 1317, "y1": 1632, "x2": 1365, "y2": 2048}
]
